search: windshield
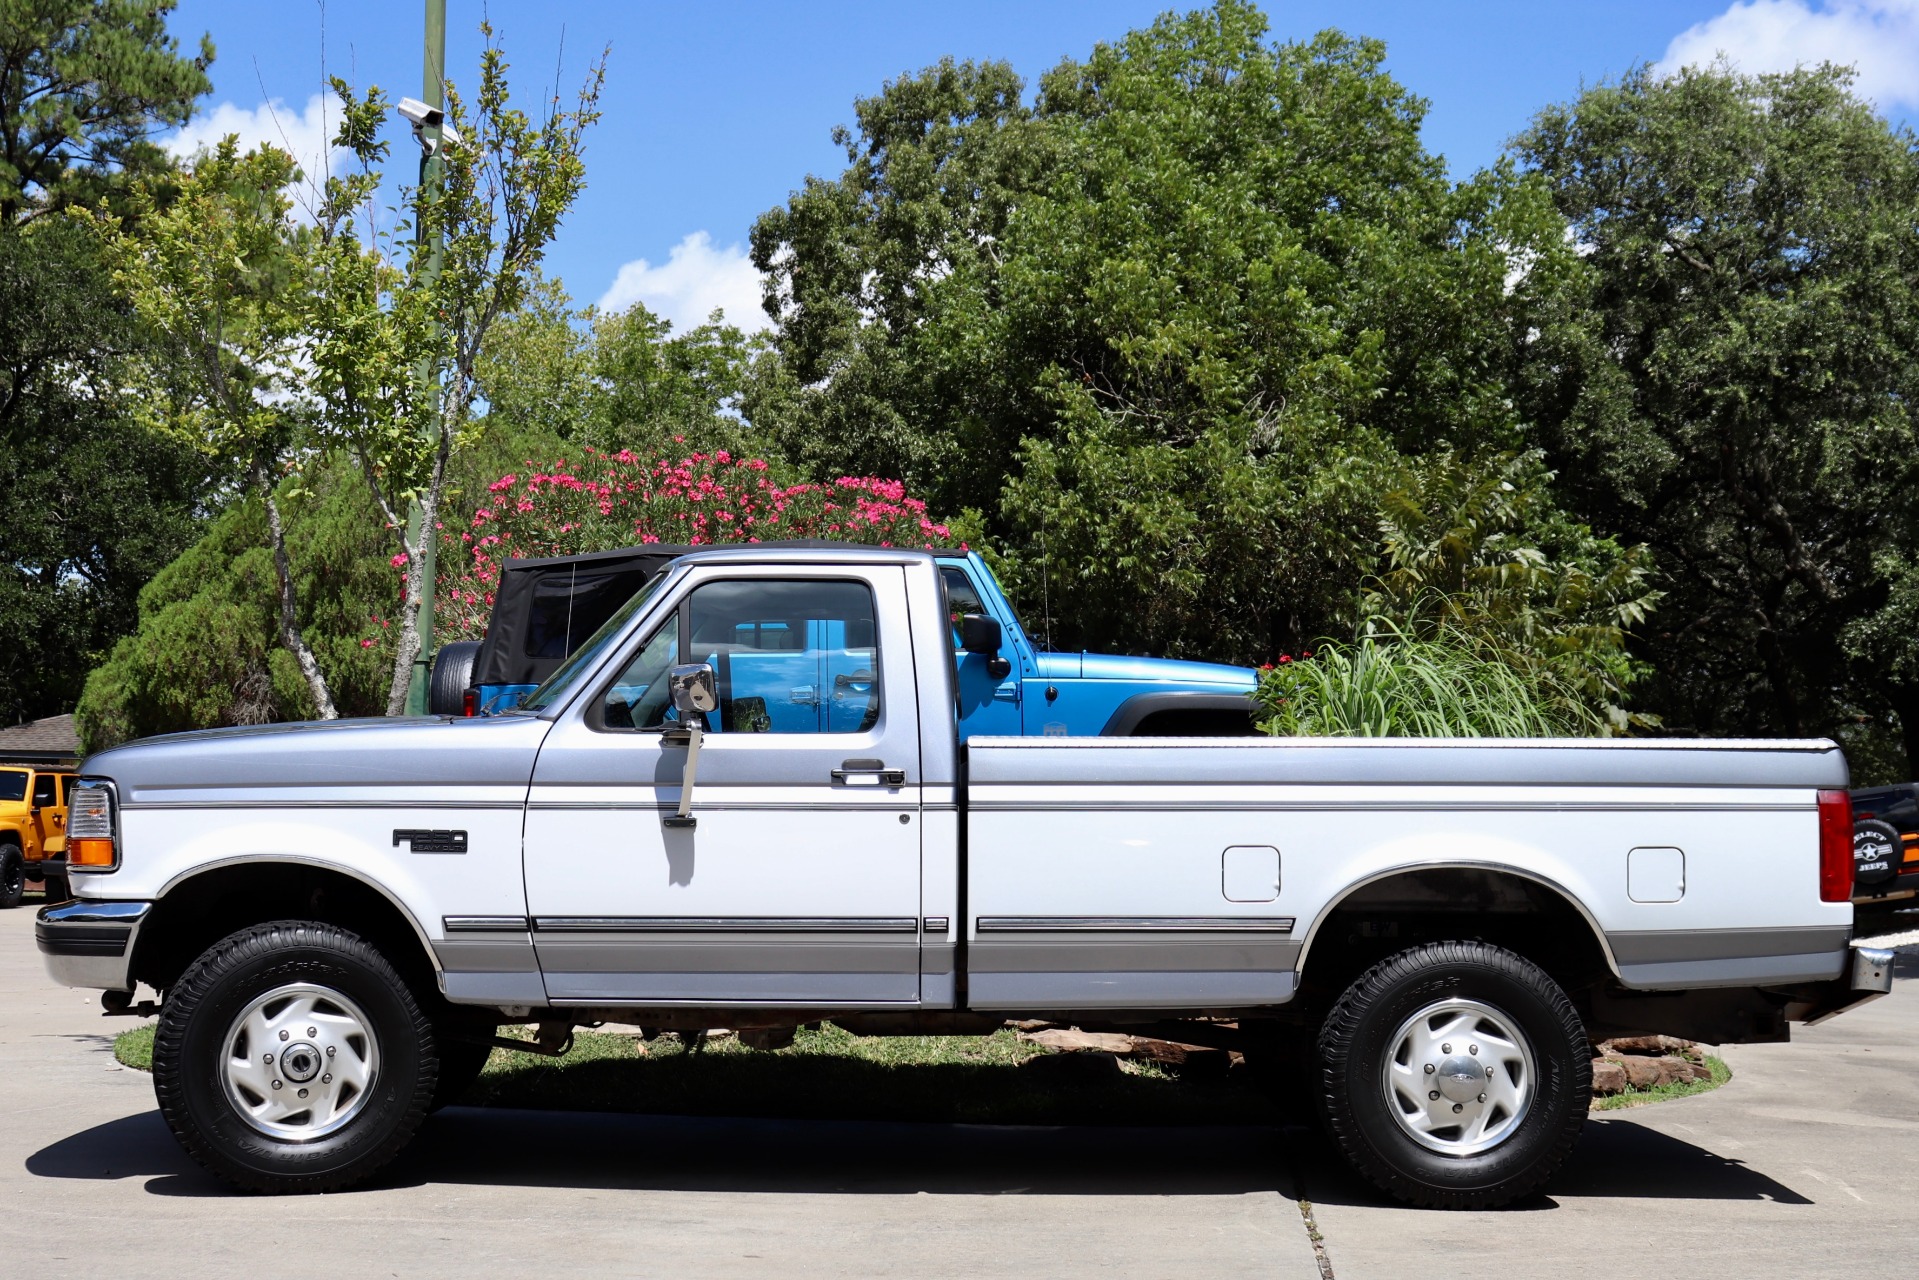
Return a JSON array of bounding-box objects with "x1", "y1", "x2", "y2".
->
[{"x1": 518, "y1": 570, "x2": 669, "y2": 712}]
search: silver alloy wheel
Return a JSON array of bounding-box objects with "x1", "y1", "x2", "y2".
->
[
  {"x1": 1381, "y1": 997, "x2": 1536, "y2": 1156},
  {"x1": 220, "y1": 983, "x2": 380, "y2": 1140}
]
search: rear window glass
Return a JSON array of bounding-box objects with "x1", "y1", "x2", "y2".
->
[{"x1": 0, "y1": 771, "x2": 24, "y2": 802}]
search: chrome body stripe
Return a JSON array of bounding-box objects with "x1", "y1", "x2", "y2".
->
[
  {"x1": 533, "y1": 916, "x2": 919, "y2": 934},
  {"x1": 975, "y1": 915, "x2": 1295, "y2": 933},
  {"x1": 443, "y1": 915, "x2": 530, "y2": 933}
]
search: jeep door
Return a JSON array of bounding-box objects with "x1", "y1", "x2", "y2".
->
[{"x1": 523, "y1": 562, "x2": 923, "y2": 1004}]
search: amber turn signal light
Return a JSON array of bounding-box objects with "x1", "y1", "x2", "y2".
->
[{"x1": 70, "y1": 838, "x2": 116, "y2": 867}]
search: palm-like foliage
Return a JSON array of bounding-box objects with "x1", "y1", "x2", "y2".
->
[{"x1": 1254, "y1": 621, "x2": 1604, "y2": 738}]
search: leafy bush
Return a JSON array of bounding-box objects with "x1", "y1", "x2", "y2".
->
[
  {"x1": 1253, "y1": 623, "x2": 1606, "y2": 738},
  {"x1": 436, "y1": 448, "x2": 964, "y2": 642}
]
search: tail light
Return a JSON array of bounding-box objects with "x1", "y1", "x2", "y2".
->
[
  {"x1": 462, "y1": 688, "x2": 477, "y2": 717},
  {"x1": 1818, "y1": 789, "x2": 1853, "y2": 903},
  {"x1": 67, "y1": 779, "x2": 118, "y2": 871}
]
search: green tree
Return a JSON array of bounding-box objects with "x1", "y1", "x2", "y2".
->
[
  {"x1": 0, "y1": 0, "x2": 214, "y2": 727},
  {"x1": 1364, "y1": 451, "x2": 1661, "y2": 730},
  {"x1": 75, "y1": 455, "x2": 400, "y2": 751},
  {"x1": 102, "y1": 140, "x2": 343, "y2": 717},
  {"x1": 307, "y1": 31, "x2": 606, "y2": 714},
  {"x1": 0, "y1": 0, "x2": 212, "y2": 222},
  {"x1": 1512, "y1": 64, "x2": 1919, "y2": 767},
  {"x1": 751, "y1": 2, "x2": 1577, "y2": 664}
]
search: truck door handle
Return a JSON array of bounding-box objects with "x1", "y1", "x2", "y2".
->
[{"x1": 833, "y1": 758, "x2": 906, "y2": 786}]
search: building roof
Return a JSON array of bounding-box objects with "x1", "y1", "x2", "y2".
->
[{"x1": 0, "y1": 714, "x2": 81, "y2": 765}]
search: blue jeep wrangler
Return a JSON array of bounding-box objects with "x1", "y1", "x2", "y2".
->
[{"x1": 428, "y1": 543, "x2": 1258, "y2": 740}]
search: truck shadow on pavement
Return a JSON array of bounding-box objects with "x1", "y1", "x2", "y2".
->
[
  {"x1": 1295, "y1": 1116, "x2": 1813, "y2": 1209},
  {"x1": 28, "y1": 1107, "x2": 1810, "y2": 1206}
]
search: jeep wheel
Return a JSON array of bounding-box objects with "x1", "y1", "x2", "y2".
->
[
  {"x1": 153, "y1": 920, "x2": 438, "y2": 1193},
  {"x1": 1317, "y1": 940, "x2": 1590, "y2": 1209},
  {"x1": 0, "y1": 845, "x2": 22, "y2": 909}
]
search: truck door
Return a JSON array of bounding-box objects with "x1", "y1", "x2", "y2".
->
[
  {"x1": 524, "y1": 564, "x2": 923, "y2": 1004},
  {"x1": 29, "y1": 771, "x2": 60, "y2": 857}
]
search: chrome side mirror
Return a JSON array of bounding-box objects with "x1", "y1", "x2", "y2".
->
[
  {"x1": 669, "y1": 663, "x2": 718, "y2": 718},
  {"x1": 663, "y1": 663, "x2": 717, "y2": 829}
]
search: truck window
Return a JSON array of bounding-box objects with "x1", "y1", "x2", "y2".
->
[
  {"x1": 30, "y1": 773, "x2": 56, "y2": 807},
  {"x1": 599, "y1": 579, "x2": 881, "y2": 734},
  {"x1": 689, "y1": 579, "x2": 881, "y2": 734},
  {"x1": 0, "y1": 770, "x2": 24, "y2": 802},
  {"x1": 59, "y1": 775, "x2": 75, "y2": 804}
]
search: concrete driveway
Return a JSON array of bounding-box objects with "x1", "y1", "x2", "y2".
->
[{"x1": 3, "y1": 899, "x2": 1915, "y2": 1279}]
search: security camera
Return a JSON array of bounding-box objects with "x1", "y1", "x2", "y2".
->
[{"x1": 396, "y1": 97, "x2": 462, "y2": 151}]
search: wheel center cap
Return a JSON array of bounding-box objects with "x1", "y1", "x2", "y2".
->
[
  {"x1": 281, "y1": 1042, "x2": 323, "y2": 1084},
  {"x1": 1435, "y1": 1055, "x2": 1484, "y2": 1102}
]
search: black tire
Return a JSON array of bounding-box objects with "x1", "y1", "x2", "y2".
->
[
  {"x1": 428, "y1": 641, "x2": 482, "y2": 716},
  {"x1": 429, "y1": 1034, "x2": 493, "y2": 1112},
  {"x1": 40, "y1": 870, "x2": 70, "y2": 904},
  {"x1": 1852, "y1": 818, "x2": 1902, "y2": 889},
  {"x1": 1317, "y1": 940, "x2": 1589, "y2": 1210},
  {"x1": 153, "y1": 920, "x2": 438, "y2": 1194},
  {"x1": 0, "y1": 845, "x2": 22, "y2": 909}
]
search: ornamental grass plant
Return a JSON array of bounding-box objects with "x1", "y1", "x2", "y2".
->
[{"x1": 1253, "y1": 620, "x2": 1606, "y2": 738}]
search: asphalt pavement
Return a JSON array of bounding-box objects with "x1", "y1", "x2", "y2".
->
[{"x1": 3, "y1": 897, "x2": 1916, "y2": 1278}]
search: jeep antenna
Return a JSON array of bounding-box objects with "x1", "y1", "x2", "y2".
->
[{"x1": 1040, "y1": 530, "x2": 1054, "y2": 653}]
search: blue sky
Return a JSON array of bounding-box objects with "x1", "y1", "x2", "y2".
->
[{"x1": 167, "y1": 1, "x2": 1919, "y2": 333}]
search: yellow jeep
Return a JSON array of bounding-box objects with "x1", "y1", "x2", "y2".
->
[{"x1": 0, "y1": 765, "x2": 74, "y2": 907}]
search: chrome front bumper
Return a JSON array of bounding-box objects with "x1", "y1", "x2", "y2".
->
[{"x1": 36, "y1": 900, "x2": 150, "y2": 991}]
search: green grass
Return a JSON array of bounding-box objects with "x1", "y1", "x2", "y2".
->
[
  {"x1": 113, "y1": 1022, "x2": 1733, "y2": 1123},
  {"x1": 1591, "y1": 1054, "x2": 1731, "y2": 1110},
  {"x1": 115, "y1": 1022, "x2": 1280, "y2": 1126},
  {"x1": 117, "y1": 1023, "x2": 154, "y2": 1071}
]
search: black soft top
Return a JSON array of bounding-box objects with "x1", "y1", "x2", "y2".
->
[{"x1": 472, "y1": 540, "x2": 852, "y2": 688}]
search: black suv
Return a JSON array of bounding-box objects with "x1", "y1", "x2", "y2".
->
[{"x1": 1849, "y1": 783, "x2": 1919, "y2": 906}]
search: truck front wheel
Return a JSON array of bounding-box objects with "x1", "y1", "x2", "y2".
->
[
  {"x1": 153, "y1": 921, "x2": 439, "y2": 1193},
  {"x1": 1316, "y1": 940, "x2": 1589, "y2": 1209}
]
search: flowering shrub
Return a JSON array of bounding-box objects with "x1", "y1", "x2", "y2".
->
[{"x1": 436, "y1": 447, "x2": 962, "y2": 641}]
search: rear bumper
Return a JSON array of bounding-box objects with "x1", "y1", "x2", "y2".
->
[
  {"x1": 1790, "y1": 945, "x2": 1897, "y2": 1027},
  {"x1": 36, "y1": 900, "x2": 149, "y2": 991}
]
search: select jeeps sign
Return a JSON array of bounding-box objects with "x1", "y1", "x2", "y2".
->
[{"x1": 1852, "y1": 818, "x2": 1900, "y2": 886}]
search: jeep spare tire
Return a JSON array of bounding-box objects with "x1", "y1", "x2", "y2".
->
[
  {"x1": 428, "y1": 640, "x2": 482, "y2": 716},
  {"x1": 1853, "y1": 818, "x2": 1901, "y2": 888}
]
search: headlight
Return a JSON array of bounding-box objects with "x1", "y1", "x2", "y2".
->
[{"x1": 67, "y1": 779, "x2": 118, "y2": 871}]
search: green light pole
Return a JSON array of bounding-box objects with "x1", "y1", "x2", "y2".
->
[{"x1": 402, "y1": 0, "x2": 446, "y2": 715}]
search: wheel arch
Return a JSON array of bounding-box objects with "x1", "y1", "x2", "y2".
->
[
  {"x1": 1100, "y1": 691, "x2": 1259, "y2": 736},
  {"x1": 1295, "y1": 861, "x2": 1621, "y2": 1000},
  {"x1": 133, "y1": 856, "x2": 443, "y2": 997}
]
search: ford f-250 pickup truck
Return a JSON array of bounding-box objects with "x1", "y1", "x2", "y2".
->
[{"x1": 38, "y1": 546, "x2": 1894, "y2": 1208}]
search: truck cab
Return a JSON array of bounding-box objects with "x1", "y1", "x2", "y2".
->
[{"x1": 437, "y1": 544, "x2": 1258, "y2": 739}]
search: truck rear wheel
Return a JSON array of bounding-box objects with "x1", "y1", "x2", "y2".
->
[
  {"x1": 1316, "y1": 940, "x2": 1589, "y2": 1209},
  {"x1": 153, "y1": 920, "x2": 439, "y2": 1193}
]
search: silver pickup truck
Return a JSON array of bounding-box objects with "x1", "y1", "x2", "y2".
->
[{"x1": 39, "y1": 546, "x2": 1893, "y2": 1207}]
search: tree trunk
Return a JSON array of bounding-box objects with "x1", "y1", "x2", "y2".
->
[
  {"x1": 1893, "y1": 685, "x2": 1919, "y2": 784},
  {"x1": 384, "y1": 413, "x2": 454, "y2": 716},
  {"x1": 255, "y1": 458, "x2": 338, "y2": 720}
]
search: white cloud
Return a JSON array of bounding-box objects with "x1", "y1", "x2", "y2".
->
[
  {"x1": 166, "y1": 93, "x2": 344, "y2": 218},
  {"x1": 1659, "y1": 1, "x2": 1919, "y2": 111},
  {"x1": 597, "y1": 231, "x2": 770, "y2": 334}
]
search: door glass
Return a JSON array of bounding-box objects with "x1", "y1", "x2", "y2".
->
[
  {"x1": 689, "y1": 579, "x2": 880, "y2": 733},
  {"x1": 30, "y1": 773, "x2": 56, "y2": 806},
  {"x1": 601, "y1": 617, "x2": 682, "y2": 730},
  {"x1": 60, "y1": 775, "x2": 75, "y2": 804}
]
